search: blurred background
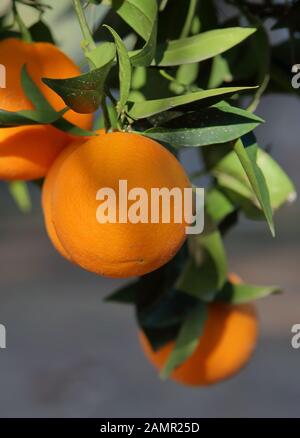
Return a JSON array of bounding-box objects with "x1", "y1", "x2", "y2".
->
[{"x1": 0, "y1": 0, "x2": 299, "y2": 418}]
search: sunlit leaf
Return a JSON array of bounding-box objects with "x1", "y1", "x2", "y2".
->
[
  {"x1": 104, "y1": 25, "x2": 131, "y2": 115},
  {"x1": 233, "y1": 137, "x2": 275, "y2": 236},
  {"x1": 216, "y1": 281, "x2": 281, "y2": 304},
  {"x1": 8, "y1": 181, "x2": 31, "y2": 213},
  {"x1": 213, "y1": 140, "x2": 296, "y2": 219},
  {"x1": 154, "y1": 27, "x2": 257, "y2": 66}
]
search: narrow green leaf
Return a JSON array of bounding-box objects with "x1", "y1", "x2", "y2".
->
[
  {"x1": 216, "y1": 281, "x2": 281, "y2": 304},
  {"x1": 8, "y1": 181, "x2": 31, "y2": 213},
  {"x1": 0, "y1": 110, "x2": 42, "y2": 127},
  {"x1": 104, "y1": 25, "x2": 131, "y2": 115},
  {"x1": 130, "y1": 19, "x2": 157, "y2": 67},
  {"x1": 233, "y1": 138, "x2": 275, "y2": 236},
  {"x1": 95, "y1": 102, "x2": 118, "y2": 130},
  {"x1": 160, "y1": 302, "x2": 207, "y2": 379},
  {"x1": 112, "y1": 0, "x2": 157, "y2": 41},
  {"x1": 143, "y1": 104, "x2": 263, "y2": 147},
  {"x1": 52, "y1": 118, "x2": 95, "y2": 136},
  {"x1": 21, "y1": 65, "x2": 57, "y2": 116},
  {"x1": 128, "y1": 86, "x2": 256, "y2": 119},
  {"x1": 154, "y1": 27, "x2": 257, "y2": 66},
  {"x1": 121, "y1": 0, "x2": 158, "y2": 66},
  {"x1": 0, "y1": 67, "x2": 67, "y2": 126}
]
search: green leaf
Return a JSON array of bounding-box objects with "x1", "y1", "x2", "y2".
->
[
  {"x1": 176, "y1": 227, "x2": 227, "y2": 301},
  {"x1": 143, "y1": 103, "x2": 263, "y2": 147},
  {"x1": 205, "y1": 188, "x2": 235, "y2": 225},
  {"x1": 95, "y1": 102, "x2": 118, "y2": 130},
  {"x1": 0, "y1": 110, "x2": 48, "y2": 127},
  {"x1": 160, "y1": 302, "x2": 207, "y2": 379},
  {"x1": 216, "y1": 281, "x2": 281, "y2": 304},
  {"x1": 52, "y1": 117, "x2": 95, "y2": 137},
  {"x1": 29, "y1": 20, "x2": 55, "y2": 44},
  {"x1": 124, "y1": 0, "x2": 158, "y2": 67},
  {"x1": 255, "y1": 149, "x2": 296, "y2": 210},
  {"x1": 0, "y1": 67, "x2": 66, "y2": 127},
  {"x1": 104, "y1": 25, "x2": 131, "y2": 115},
  {"x1": 130, "y1": 19, "x2": 157, "y2": 67},
  {"x1": 138, "y1": 288, "x2": 198, "y2": 329},
  {"x1": 21, "y1": 65, "x2": 58, "y2": 117},
  {"x1": 213, "y1": 141, "x2": 296, "y2": 221},
  {"x1": 142, "y1": 325, "x2": 180, "y2": 352},
  {"x1": 112, "y1": 0, "x2": 157, "y2": 42},
  {"x1": 128, "y1": 86, "x2": 256, "y2": 119},
  {"x1": 154, "y1": 27, "x2": 257, "y2": 66},
  {"x1": 85, "y1": 42, "x2": 116, "y2": 69},
  {"x1": 8, "y1": 181, "x2": 31, "y2": 213},
  {"x1": 233, "y1": 137, "x2": 275, "y2": 236},
  {"x1": 42, "y1": 45, "x2": 116, "y2": 114},
  {"x1": 208, "y1": 54, "x2": 232, "y2": 88},
  {"x1": 104, "y1": 280, "x2": 138, "y2": 304},
  {"x1": 176, "y1": 63, "x2": 199, "y2": 87}
]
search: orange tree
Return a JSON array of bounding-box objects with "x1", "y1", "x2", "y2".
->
[{"x1": 0, "y1": 0, "x2": 297, "y2": 385}]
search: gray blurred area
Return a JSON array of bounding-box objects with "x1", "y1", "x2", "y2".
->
[
  {"x1": 0, "y1": 0, "x2": 300, "y2": 419},
  {"x1": 0, "y1": 94, "x2": 299, "y2": 418}
]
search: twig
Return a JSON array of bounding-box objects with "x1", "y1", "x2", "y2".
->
[{"x1": 72, "y1": 0, "x2": 96, "y2": 53}]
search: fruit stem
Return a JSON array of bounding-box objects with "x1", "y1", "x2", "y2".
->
[
  {"x1": 12, "y1": 1, "x2": 32, "y2": 43},
  {"x1": 72, "y1": 0, "x2": 96, "y2": 53}
]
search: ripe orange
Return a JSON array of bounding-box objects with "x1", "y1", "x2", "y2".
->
[
  {"x1": 140, "y1": 301, "x2": 258, "y2": 386},
  {"x1": 48, "y1": 131, "x2": 191, "y2": 278},
  {"x1": 0, "y1": 38, "x2": 93, "y2": 180},
  {"x1": 42, "y1": 130, "x2": 105, "y2": 259},
  {"x1": 42, "y1": 139, "x2": 85, "y2": 260}
]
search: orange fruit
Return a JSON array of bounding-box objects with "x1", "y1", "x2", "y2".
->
[
  {"x1": 48, "y1": 131, "x2": 191, "y2": 278},
  {"x1": 140, "y1": 301, "x2": 258, "y2": 386},
  {"x1": 42, "y1": 130, "x2": 105, "y2": 260},
  {"x1": 42, "y1": 139, "x2": 85, "y2": 260},
  {"x1": 0, "y1": 38, "x2": 93, "y2": 180}
]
